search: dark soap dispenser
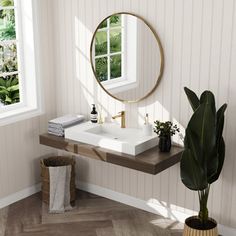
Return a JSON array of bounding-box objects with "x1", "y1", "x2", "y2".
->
[{"x1": 91, "y1": 104, "x2": 98, "y2": 123}]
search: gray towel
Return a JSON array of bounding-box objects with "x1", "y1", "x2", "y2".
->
[
  {"x1": 48, "y1": 114, "x2": 85, "y2": 137},
  {"x1": 49, "y1": 114, "x2": 85, "y2": 128},
  {"x1": 49, "y1": 165, "x2": 72, "y2": 213}
]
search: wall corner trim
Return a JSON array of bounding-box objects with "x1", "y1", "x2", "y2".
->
[
  {"x1": 0, "y1": 183, "x2": 41, "y2": 209},
  {"x1": 77, "y1": 181, "x2": 236, "y2": 236}
]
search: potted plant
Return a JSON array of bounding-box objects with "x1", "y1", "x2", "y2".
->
[
  {"x1": 153, "y1": 120, "x2": 179, "y2": 152},
  {"x1": 181, "y1": 87, "x2": 227, "y2": 236}
]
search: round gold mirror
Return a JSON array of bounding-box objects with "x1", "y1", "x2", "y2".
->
[{"x1": 90, "y1": 12, "x2": 164, "y2": 103}]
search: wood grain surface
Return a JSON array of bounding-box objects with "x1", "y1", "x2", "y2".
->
[
  {"x1": 0, "y1": 190, "x2": 183, "y2": 236},
  {"x1": 39, "y1": 133, "x2": 183, "y2": 175}
]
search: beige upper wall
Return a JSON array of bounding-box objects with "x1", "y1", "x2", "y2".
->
[
  {"x1": 52, "y1": 0, "x2": 236, "y2": 228},
  {"x1": 0, "y1": 0, "x2": 56, "y2": 198}
]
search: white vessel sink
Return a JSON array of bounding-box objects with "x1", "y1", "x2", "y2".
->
[{"x1": 64, "y1": 122, "x2": 158, "y2": 156}]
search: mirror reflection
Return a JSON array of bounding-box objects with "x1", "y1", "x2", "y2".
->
[{"x1": 90, "y1": 13, "x2": 164, "y2": 102}]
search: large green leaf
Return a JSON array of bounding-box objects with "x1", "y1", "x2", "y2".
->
[
  {"x1": 184, "y1": 87, "x2": 200, "y2": 112},
  {"x1": 209, "y1": 137, "x2": 225, "y2": 183},
  {"x1": 184, "y1": 128, "x2": 202, "y2": 163},
  {"x1": 188, "y1": 102, "x2": 217, "y2": 173},
  {"x1": 181, "y1": 149, "x2": 207, "y2": 191},
  {"x1": 216, "y1": 104, "x2": 227, "y2": 145},
  {"x1": 188, "y1": 103, "x2": 216, "y2": 155},
  {"x1": 200, "y1": 90, "x2": 216, "y2": 114}
]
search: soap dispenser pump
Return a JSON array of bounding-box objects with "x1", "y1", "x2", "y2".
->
[
  {"x1": 91, "y1": 104, "x2": 98, "y2": 123},
  {"x1": 142, "y1": 113, "x2": 152, "y2": 136}
]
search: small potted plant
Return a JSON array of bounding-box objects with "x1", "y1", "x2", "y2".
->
[
  {"x1": 181, "y1": 87, "x2": 227, "y2": 236},
  {"x1": 153, "y1": 120, "x2": 180, "y2": 152}
]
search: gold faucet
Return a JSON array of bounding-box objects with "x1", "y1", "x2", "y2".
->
[{"x1": 112, "y1": 111, "x2": 126, "y2": 128}]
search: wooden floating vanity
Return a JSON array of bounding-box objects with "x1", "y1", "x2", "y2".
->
[{"x1": 39, "y1": 133, "x2": 184, "y2": 175}]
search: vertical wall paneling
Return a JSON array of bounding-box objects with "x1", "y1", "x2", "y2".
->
[
  {"x1": 0, "y1": 0, "x2": 57, "y2": 199},
  {"x1": 48, "y1": 0, "x2": 236, "y2": 229},
  {"x1": 229, "y1": 0, "x2": 236, "y2": 227},
  {"x1": 219, "y1": 0, "x2": 235, "y2": 226}
]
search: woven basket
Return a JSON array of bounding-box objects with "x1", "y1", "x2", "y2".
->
[{"x1": 40, "y1": 156, "x2": 76, "y2": 204}]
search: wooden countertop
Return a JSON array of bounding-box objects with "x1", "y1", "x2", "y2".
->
[{"x1": 39, "y1": 133, "x2": 183, "y2": 175}]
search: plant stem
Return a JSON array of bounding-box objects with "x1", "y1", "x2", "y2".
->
[{"x1": 198, "y1": 185, "x2": 210, "y2": 225}]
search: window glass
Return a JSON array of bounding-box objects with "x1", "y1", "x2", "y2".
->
[
  {"x1": 98, "y1": 19, "x2": 107, "y2": 29},
  {"x1": 110, "y1": 54, "x2": 121, "y2": 79},
  {"x1": 0, "y1": 0, "x2": 14, "y2": 7},
  {"x1": 95, "y1": 57, "x2": 107, "y2": 82},
  {"x1": 110, "y1": 15, "x2": 121, "y2": 27},
  {"x1": 0, "y1": 9, "x2": 16, "y2": 40},
  {"x1": 95, "y1": 31, "x2": 107, "y2": 56},
  {"x1": 94, "y1": 14, "x2": 122, "y2": 82},
  {"x1": 0, "y1": 0, "x2": 19, "y2": 107},
  {"x1": 0, "y1": 74, "x2": 19, "y2": 106},
  {"x1": 110, "y1": 28, "x2": 121, "y2": 53},
  {"x1": 0, "y1": 42, "x2": 18, "y2": 73}
]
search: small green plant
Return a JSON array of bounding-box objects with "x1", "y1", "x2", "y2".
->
[
  {"x1": 153, "y1": 120, "x2": 180, "y2": 137},
  {"x1": 0, "y1": 75, "x2": 19, "y2": 105}
]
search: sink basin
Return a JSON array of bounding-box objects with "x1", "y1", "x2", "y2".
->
[{"x1": 64, "y1": 122, "x2": 158, "y2": 156}]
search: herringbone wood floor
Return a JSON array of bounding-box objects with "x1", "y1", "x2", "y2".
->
[{"x1": 0, "y1": 190, "x2": 183, "y2": 236}]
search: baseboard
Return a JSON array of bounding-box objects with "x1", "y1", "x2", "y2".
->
[
  {"x1": 0, "y1": 183, "x2": 41, "y2": 209},
  {"x1": 78, "y1": 181, "x2": 236, "y2": 236}
]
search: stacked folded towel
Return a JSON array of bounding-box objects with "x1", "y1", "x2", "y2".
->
[{"x1": 48, "y1": 114, "x2": 85, "y2": 136}]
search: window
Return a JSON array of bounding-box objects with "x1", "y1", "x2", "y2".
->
[
  {"x1": 0, "y1": 0, "x2": 20, "y2": 107},
  {"x1": 95, "y1": 14, "x2": 123, "y2": 82},
  {"x1": 0, "y1": 0, "x2": 42, "y2": 125}
]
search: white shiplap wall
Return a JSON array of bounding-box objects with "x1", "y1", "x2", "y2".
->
[
  {"x1": 0, "y1": 0, "x2": 56, "y2": 198},
  {"x1": 52, "y1": 0, "x2": 236, "y2": 228}
]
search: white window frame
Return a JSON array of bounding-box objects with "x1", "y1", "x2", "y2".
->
[{"x1": 0, "y1": 0, "x2": 42, "y2": 126}]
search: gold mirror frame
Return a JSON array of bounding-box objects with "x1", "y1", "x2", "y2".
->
[{"x1": 90, "y1": 12, "x2": 164, "y2": 103}]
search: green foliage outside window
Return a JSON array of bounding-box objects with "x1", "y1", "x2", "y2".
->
[
  {"x1": 0, "y1": 43, "x2": 17, "y2": 72},
  {"x1": 95, "y1": 31, "x2": 107, "y2": 56},
  {"x1": 95, "y1": 15, "x2": 122, "y2": 82},
  {"x1": 110, "y1": 15, "x2": 121, "y2": 27},
  {"x1": 0, "y1": 0, "x2": 19, "y2": 106},
  {"x1": 0, "y1": 75, "x2": 19, "y2": 105},
  {"x1": 0, "y1": 0, "x2": 16, "y2": 41},
  {"x1": 0, "y1": 0, "x2": 14, "y2": 7},
  {"x1": 95, "y1": 57, "x2": 107, "y2": 82},
  {"x1": 110, "y1": 54, "x2": 121, "y2": 79}
]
